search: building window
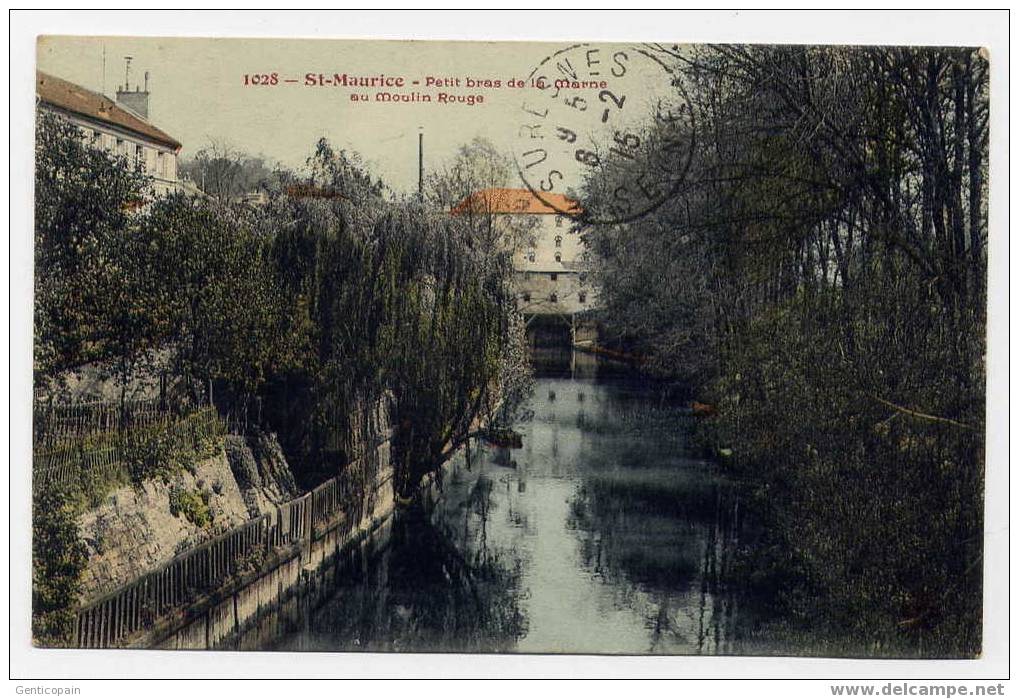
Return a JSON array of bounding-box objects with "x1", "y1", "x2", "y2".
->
[
  {"x1": 550, "y1": 293, "x2": 558, "y2": 303},
  {"x1": 550, "y1": 273, "x2": 558, "y2": 281},
  {"x1": 555, "y1": 252, "x2": 562, "y2": 263},
  {"x1": 579, "y1": 292, "x2": 587, "y2": 303},
  {"x1": 579, "y1": 272, "x2": 587, "y2": 283},
  {"x1": 555, "y1": 235, "x2": 562, "y2": 248},
  {"x1": 527, "y1": 251, "x2": 535, "y2": 262},
  {"x1": 555, "y1": 215, "x2": 563, "y2": 228},
  {"x1": 116, "y1": 137, "x2": 124, "y2": 155},
  {"x1": 135, "y1": 144, "x2": 145, "y2": 170}
]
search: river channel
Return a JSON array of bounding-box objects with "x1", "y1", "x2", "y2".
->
[{"x1": 249, "y1": 356, "x2": 747, "y2": 654}]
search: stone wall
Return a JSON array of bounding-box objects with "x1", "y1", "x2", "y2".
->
[
  {"x1": 77, "y1": 432, "x2": 297, "y2": 601},
  {"x1": 150, "y1": 437, "x2": 463, "y2": 651},
  {"x1": 73, "y1": 391, "x2": 411, "y2": 649},
  {"x1": 148, "y1": 438, "x2": 398, "y2": 650}
]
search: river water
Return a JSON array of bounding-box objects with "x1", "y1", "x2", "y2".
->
[{"x1": 259, "y1": 361, "x2": 747, "y2": 654}]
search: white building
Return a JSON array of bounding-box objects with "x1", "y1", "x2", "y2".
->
[
  {"x1": 450, "y1": 188, "x2": 597, "y2": 317},
  {"x1": 36, "y1": 71, "x2": 182, "y2": 197}
]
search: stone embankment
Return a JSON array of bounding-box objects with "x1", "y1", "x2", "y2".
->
[
  {"x1": 72, "y1": 397, "x2": 403, "y2": 649},
  {"x1": 77, "y1": 433, "x2": 297, "y2": 601}
]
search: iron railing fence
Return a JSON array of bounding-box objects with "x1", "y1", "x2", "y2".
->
[
  {"x1": 34, "y1": 379, "x2": 211, "y2": 449},
  {"x1": 33, "y1": 407, "x2": 224, "y2": 494},
  {"x1": 74, "y1": 444, "x2": 391, "y2": 648}
]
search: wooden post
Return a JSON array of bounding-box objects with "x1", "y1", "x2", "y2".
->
[
  {"x1": 570, "y1": 313, "x2": 577, "y2": 377},
  {"x1": 97, "y1": 604, "x2": 105, "y2": 649},
  {"x1": 304, "y1": 495, "x2": 313, "y2": 559}
]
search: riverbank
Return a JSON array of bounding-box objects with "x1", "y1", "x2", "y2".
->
[
  {"x1": 33, "y1": 115, "x2": 529, "y2": 648},
  {"x1": 238, "y1": 376, "x2": 746, "y2": 655},
  {"x1": 152, "y1": 438, "x2": 466, "y2": 651},
  {"x1": 75, "y1": 433, "x2": 297, "y2": 603},
  {"x1": 68, "y1": 392, "x2": 396, "y2": 649}
]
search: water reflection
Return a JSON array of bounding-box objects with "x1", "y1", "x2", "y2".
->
[
  {"x1": 263, "y1": 374, "x2": 746, "y2": 654},
  {"x1": 267, "y1": 490, "x2": 527, "y2": 653}
]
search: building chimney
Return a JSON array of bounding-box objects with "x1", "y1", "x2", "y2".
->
[
  {"x1": 116, "y1": 59, "x2": 150, "y2": 119},
  {"x1": 418, "y1": 127, "x2": 424, "y2": 201}
]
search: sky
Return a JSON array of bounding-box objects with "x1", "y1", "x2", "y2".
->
[{"x1": 37, "y1": 36, "x2": 680, "y2": 196}]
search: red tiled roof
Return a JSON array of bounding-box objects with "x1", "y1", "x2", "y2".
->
[
  {"x1": 450, "y1": 188, "x2": 581, "y2": 215},
  {"x1": 36, "y1": 71, "x2": 182, "y2": 150}
]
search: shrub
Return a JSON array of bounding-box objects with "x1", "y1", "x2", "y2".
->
[
  {"x1": 123, "y1": 410, "x2": 225, "y2": 485},
  {"x1": 168, "y1": 486, "x2": 213, "y2": 529},
  {"x1": 32, "y1": 483, "x2": 87, "y2": 646}
]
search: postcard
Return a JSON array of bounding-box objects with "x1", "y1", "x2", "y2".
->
[{"x1": 28, "y1": 31, "x2": 992, "y2": 665}]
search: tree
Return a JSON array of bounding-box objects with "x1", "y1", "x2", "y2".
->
[
  {"x1": 136, "y1": 195, "x2": 303, "y2": 398},
  {"x1": 581, "y1": 45, "x2": 988, "y2": 656},
  {"x1": 427, "y1": 137, "x2": 539, "y2": 257},
  {"x1": 178, "y1": 140, "x2": 274, "y2": 201},
  {"x1": 32, "y1": 484, "x2": 87, "y2": 646},
  {"x1": 241, "y1": 139, "x2": 520, "y2": 494},
  {"x1": 34, "y1": 112, "x2": 152, "y2": 383}
]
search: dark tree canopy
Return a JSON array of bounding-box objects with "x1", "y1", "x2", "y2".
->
[
  {"x1": 35, "y1": 119, "x2": 528, "y2": 502},
  {"x1": 582, "y1": 45, "x2": 988, "y2": 656}
]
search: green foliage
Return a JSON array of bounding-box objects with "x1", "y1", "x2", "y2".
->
[
  {"x1": 36, "y1": 409, "x2": 224, "y2": 514},
  {"x1": 32, "y1": 483, "x2": 88, "y2": 646},
  {"x1": 36, "y1": 114, "x2": 518, "y2": 494},
  {"x1": 122, "y1": 423, "x2": 188, "y2": 484},
  {"x1": 121, "y1": 410, "x2": 224, "y2": 484},
  {"x1": 232, "y1": 548, "x2": 267, "y2": 577},
  {"x1": 136, "y1": 195, "x2": 303, "y2": 392},
  {"x1": 168, "y1": 486, "x2": 213, "y2": 528},
  {"x1": 33, "y1": 119, "x2": 522, "y2": 642},
  {"x1": 251, "y1": 142, "x2": 516, "y2": 493},
  {"x1": 178, "y1": 141, "x2": 273, "y2": 202},
  {"x1": 34, "y1": 113, "x2": 152, "y2": 381},
  {"x1": 31, "y1": 407, "x2": 225, "y2": 646},
  {"x1": 584, "y1": 46, "x2": 987, "y2": 657},
  {"x1": 710, "y1": 277, "x2": 984, "y2": 656}
]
